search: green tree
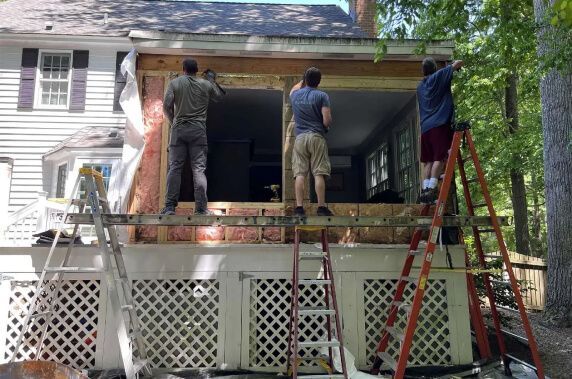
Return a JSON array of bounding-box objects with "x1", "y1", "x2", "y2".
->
[
  {"x1": 532, "y1": 0, "x2": 572, "y2": 327},
  {"x1": 374, "y1": 0, "x2": 545, "y2": 257}
]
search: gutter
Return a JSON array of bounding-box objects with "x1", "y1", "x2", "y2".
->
[{"x1": 129, "y1": 30, "x2": 454, "y2": 61}]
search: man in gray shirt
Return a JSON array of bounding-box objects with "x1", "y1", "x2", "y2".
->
[
  {"x1": 161, "y1": 58, "x2": 224, "y2": 215},
  {"x1": 290, "y1": 67, "x2": 333, "y2": 216}
]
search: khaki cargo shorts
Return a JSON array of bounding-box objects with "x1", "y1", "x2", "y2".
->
[{"x1": 292, "y1": 132, "x2": 331, "y2": 178}]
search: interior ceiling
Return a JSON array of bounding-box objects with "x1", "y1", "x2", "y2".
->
[
  {"x1": 206, "y1": 88, "x2": 416, "y2": 154},
  {"x1": 327, "y1": 90, "x2": 416, "y2": 151}
]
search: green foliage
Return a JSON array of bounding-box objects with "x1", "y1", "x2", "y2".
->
[
  {"x1": 551, "y1": 0, "x2": 572, "y2": 27},
  {"x1": 465, "y1": 236, "x2": 535, "y2": 323},
  {"x1": 374, "y1": 0, "x2": 548, "y2": 256},
  {"x1": 540, "y1": 1, "x2": 572, "y2": 74}
]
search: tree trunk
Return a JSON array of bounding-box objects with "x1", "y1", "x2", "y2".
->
[
  {"x1": 505, "y1": 73, "x2": 532, "y2": 256},
  {"x1": 530, "y1": 175, "x2": 544, "y2": 257},
  {"x1": 533, "y1": 0, "x2": 572, "y2": 327}
]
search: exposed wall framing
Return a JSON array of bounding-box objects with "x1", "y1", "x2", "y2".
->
[{"x1": 133, "y1": 54, "x2": 428, "y2": 243}]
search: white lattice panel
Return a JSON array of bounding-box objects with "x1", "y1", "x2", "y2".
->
[
  {"x1": 363, "y1": 279, "x2": 451, "y2": 366},
  {"x1": 133, "y1": 279, "x2": 220, "y2": 368},
  {"x1": 3, "y1": 280, "x2": 100, "y2": 369},
  {"x1": 249, "y1": 278, "x2": 335, "y2": 368}
]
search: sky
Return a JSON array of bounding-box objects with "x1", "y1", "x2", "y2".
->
[{"x1": 182, "y1": 0, "x2": 350, "y2": 12}]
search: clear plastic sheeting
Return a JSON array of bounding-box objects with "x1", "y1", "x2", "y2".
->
[
  {"x1": 476, "y1": 361, "x2": 541, "y2": 379},
  {"x1": 319, "y1": 339, "x2": 379, "y2": 379},
  {"x1": 107, "y1": 48, "x2": 146, "y2": 240}
]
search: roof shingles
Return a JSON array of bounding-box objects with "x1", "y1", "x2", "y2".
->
[{"x1": 0, "y1": 0, "x2": 367, "y2": 38}]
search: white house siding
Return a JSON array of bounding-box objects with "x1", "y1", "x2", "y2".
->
[{"x1": 0, "y1": 42, "x2": 131, "y2": 213}]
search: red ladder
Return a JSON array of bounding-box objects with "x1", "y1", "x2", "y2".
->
[
  {"x1": 287, "y1": 226, "x2": 349, "y2": 379},
  {"x1": 370, "y1": 124, "x2": 545, "y2": 378}
]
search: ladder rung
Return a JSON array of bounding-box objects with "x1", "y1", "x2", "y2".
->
[
  {"x1": 30, "y1": 311, "x2": 52, "y2": 318},
  {"x1": 296, "y1": 356, "x2": 329, "y2": 361},
  {"x1": 132, "y1": 358, "x2": 148, "y2": 374},
  {"x1": 299, "y1": 340, "x2": 340, "y2": 348},
  {"x1": 299, "y1": 251, "x2": 326, "y2": 260},
  {"x1": 393, "y1": 301, "x2": 412, "y2": 314},
  {"x1": 299, "y1": 306, "x2": 336, "y2": 316},
  {"x1": 501, "y1": 329, "x2": 529, "y2": 344},
  {"x1": 385, "y1": 326, "x2": 405, "y2": 341},
  {"x1": 472, "y1": 202, "x2": 488, "y2": 208},
  {"x1": 299, "y1": 375, "x2": 345, "y2": 379},
  {"x1": 477, "y1": 228, "x2": 496, "y2": 233},
  {"x1": 128, "y1": 329, "x2": 142, "y2": 339},
  {"x1": 400, "y1": 276, "x2": 417, "y2": 284},
  {"x1": 44, "y1": 267, "x2": 103, "y2": 273},
  {"x1": 408, "y1": 250, "x2": 423, "y2": 256},
  {"x1": 377, "y1": 351, "x2": 397, "y2": 371},
  {"x1": 299, "y1": 279, "x2": 331, "y2": 286}
]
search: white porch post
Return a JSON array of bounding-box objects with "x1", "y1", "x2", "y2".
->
[{"x1": 0, "y1": 158, "x2": 14, "y2": 222}]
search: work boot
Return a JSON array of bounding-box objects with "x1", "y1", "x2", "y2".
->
[
  {"x1": 417, "y1": 188, "x2": 429, "y2": 204},
  {"x1": 317, "y1": 206, "x2": 334, "y2": 216},
  {"x1": 294, "y1": 206, "x2": 305, "y2": 217},
  {"x1": 422, "y1": 188, "x2": 439, "y2": 204},
  {"x1": 194, "y1": 209, "x2": 215, "y2": 216},
  {"x1": 160, "y1": 206, "x2": 176, "y2": 215}
]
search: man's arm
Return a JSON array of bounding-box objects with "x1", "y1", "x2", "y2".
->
[
  {"x1": 321, "y1": 92, "x2": 332, "y2": 130},
  {"x1": 451, "y1": 60, "x2": 464, "y2": 71},
  {"x1": 322, "y1": 107, "x2": 332, "y2": 129},
  {"x1": 163, "y1": 83, "x2": 175, "y2": 125},
  {"x1": 208, "y1": 80, "x2": 225, "y2": 102},
  {"x1": 289, "y1": 80, "x2": 303, "y2": 96}
]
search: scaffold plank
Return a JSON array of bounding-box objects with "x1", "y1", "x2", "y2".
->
[{"x1": 64, "y1": 214, "x2": 508, "y2": 227}]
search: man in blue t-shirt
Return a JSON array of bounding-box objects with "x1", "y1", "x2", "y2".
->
[
  {"x1": 289, "y1": 67, "x2": 333, "y2": 216},
  {"x1": 417, "y1": 57, "x2": 464, "y2": 203}
]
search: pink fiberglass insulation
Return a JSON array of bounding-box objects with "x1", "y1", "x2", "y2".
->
[
  {"x1": 168, "y1": 208, "x2": 193, "y2": 241},
  {"x1": 227, "y1": 208, "x2": 259, "y2": 242},
  {"x1": 135, "y1": 76, "x2": 164, "y2": 241},
  {"x1": 262, "y1": 208, "x2": 283, "y2": 242},
  {"x1": 196, "y1": 209, "x2": 225, "y2": 241}
]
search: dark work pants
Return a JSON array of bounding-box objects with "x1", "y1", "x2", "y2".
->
[{"x1": 164, "y1": 125, "x2": 208, "y2": 212}]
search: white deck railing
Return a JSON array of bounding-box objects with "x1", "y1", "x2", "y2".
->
[{"x1": 0, "y1": 193, "x2": 96, "y2": 247}]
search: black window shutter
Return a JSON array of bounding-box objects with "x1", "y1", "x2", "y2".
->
[
  {"x1": 70, "y1": 50, "x2": 89, "y2": 111},
  {"x1": 17, "y1": 48, "x2": 39, "y2": 109},
  {"x1": 113, "y1": 51, "x2": 129, "y2": 112}
]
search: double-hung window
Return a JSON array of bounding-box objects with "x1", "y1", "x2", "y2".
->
[
  {"x1": 79, "y1": 163, "x2": 113, "y2": 198},
  {"x1": 36, "y1": 52, "x2": 72, "y2": 108},
  {"x1": 367, "y1": 143, "x2": 389, "y2": 199},
  {"x1": 55, "y1": 163, "x2": 68, "y2": 198},
  {"x1": 396, "y1": 127, "x2": 415, "y2": 202}
]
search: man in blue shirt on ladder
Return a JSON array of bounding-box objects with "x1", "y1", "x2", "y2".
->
[{"x1": 417, "y1": 57, "x2": 464, "y2": 203}]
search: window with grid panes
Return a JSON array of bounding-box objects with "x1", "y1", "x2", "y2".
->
[
  {"x1": 367, "y1": 143, "x2": 389, "y2": 199},
  {"x1": 55, "y1": 164, "x2": 67, "y2": 198},
  {"x1": 79, "y1": 163, "x2": 112, "y2": 198},
  {"x1": 396, "y1": 127, "x2": 415, "y2": 202},
  {"x1": 37, "y1": 52, "x2": 72, "y2": 108}
]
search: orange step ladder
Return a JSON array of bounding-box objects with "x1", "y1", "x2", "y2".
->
[{"x1": 370, "y1": 122, "x2": 545, "y2": 378}]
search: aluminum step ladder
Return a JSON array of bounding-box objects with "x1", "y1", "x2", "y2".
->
[
  {"x1": 10, "y1": 168, "x2": 152, "y2": 378},
  {"x1": 286, "y1": 226, "x2": 349, "y2": 379},
  {"x1": 370, "y1": 123, "x2": 545, "y2": 379}
]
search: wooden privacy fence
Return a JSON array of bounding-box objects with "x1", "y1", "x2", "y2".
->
[{"x1": 488, "y1": 251, "x2": 547, "y2": 311}]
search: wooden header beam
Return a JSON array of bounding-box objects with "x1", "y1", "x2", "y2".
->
[
  {"x1": 138, "y1": 54, "x2": 424, "y2": 78},
  {"x1": 65, "y1": 214, "x2": 508, "y2": 227}
]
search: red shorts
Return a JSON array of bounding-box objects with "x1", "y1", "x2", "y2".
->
[{"x1": 421, "y1": 124, "x2": 454, "y2": 163}]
